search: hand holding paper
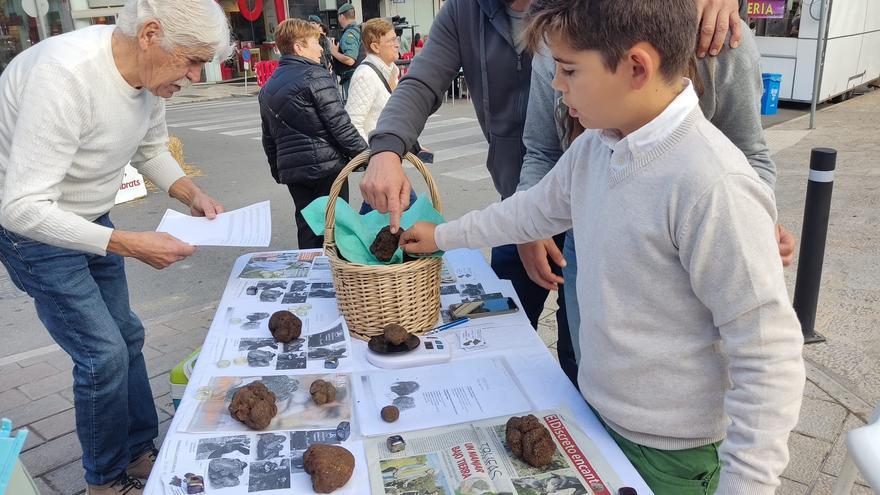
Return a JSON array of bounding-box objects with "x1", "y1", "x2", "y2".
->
[{"x1": 156, "y1": 201, "x2": 272, "y2": 247}]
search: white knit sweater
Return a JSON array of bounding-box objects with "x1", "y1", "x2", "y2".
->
[
  {"x1": 345, "y1": 54, "x2": 399, "y2": 141},
  {"x1": 0, "y1": 26, "x2": 185, "y2": 255}
]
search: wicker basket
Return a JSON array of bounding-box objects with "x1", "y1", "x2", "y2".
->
[{"x1": 323, "y1": 150, "x2": 443, "y2": 341}]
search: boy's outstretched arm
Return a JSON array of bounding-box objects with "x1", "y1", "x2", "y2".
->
[
  {"x1": 404, "y1": 148, "x2": 577, "y2": 254},
  {"x1": 678, "y1": 172, "x2": 805, "y2": 494}
]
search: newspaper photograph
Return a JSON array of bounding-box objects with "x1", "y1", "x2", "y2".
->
[
  {"x1": 201, "y1": 317, "x2": 351, "y2": 374},
  {"x1": 181, "y1": 373, "x2": 352, "y2": 433},
  {"x1": 365, "y1": 411, "x2": 623, "y2": 495},
  {"x1": 237, "y1": 250, "x2": 322, "y2": 279}
]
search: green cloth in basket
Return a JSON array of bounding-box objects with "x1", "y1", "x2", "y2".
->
[{"x1": 302, "y1": 195, "x2": 445, "y2": 265}]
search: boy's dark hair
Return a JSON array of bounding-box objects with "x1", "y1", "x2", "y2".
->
[{"x1": 525, "y1": 0, "x2": 698, "y2": 81}]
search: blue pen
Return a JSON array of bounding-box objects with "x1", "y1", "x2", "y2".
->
[{"x1": 427, "y1": 317, "x2": 470, "y2": 334}]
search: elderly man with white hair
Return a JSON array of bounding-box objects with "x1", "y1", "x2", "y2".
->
[{"x1": 0, "y1": 1, "x2": 232, "y2": 493}]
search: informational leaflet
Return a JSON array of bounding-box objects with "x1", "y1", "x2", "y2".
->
[
  {"x1": 364, "y1": 411, "x2": 624, "y2": 495},
  {"x1": 236, "y1": 251, "x2": 322, "y2": 279},
  {"x1": 181, "y1": 374, "x2": 352, "y2": 434},
  {"x1": 157, "y1": 201, "x2": 271, "y2": 247},
  {"x1": 356, "y1": 357, "x2": 532, "y2": 437},
  {"x1": 200, "y1": 317, "x2": 352, "y2": 374}
]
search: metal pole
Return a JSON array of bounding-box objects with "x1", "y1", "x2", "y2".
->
[
  {"x1": 809, "y1": 0, "x2": 829, "y2": 129},
  {"x1": 792, "y1": 148, "x2": 836, "y2": 344}
]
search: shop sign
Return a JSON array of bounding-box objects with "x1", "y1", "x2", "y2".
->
[
  {"x1": 238, "y1": 0, "x2": 263, "y2": 21},
  {"x1": 747, "y1": 0, "x2": 785, "y2": 19}
]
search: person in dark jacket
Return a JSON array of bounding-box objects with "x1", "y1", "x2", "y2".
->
[{"x1": 260, "y1": 18, "x2": 367, "y2": 249}]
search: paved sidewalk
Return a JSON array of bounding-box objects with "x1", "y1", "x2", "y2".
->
[
  {"x1": 0, "y1": 303, "x2": 219, "y2": 495},
  {"x1": 1, "y1": 89, "x2": 878, "y2": 494}
]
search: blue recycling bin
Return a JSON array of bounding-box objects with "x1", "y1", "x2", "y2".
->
[{"x1": 761, "y1": 73, "x2": 783, "y2": 115}]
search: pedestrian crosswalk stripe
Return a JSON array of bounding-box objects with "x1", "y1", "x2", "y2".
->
[
  {"x1": 167, "y1": 100, "x2": 254, "y2": 113},
  {"x1": 424, "y1": 117, "x2": 476, "y2": 130},
  {"x1": 434, "y1": 141, "x2": 489, "y2": 163},
  {"x1": 441, "y1": 164, "x2": 492, "y2": 182},
  {"x1": 168, "y1": 115, "x2": 249, "y2": 127},
  {"x1": 192, "y1": 119, "x2": 262, "y2": 131},
  {"x1": 221, "y1": 127, "x2": 264, "y2": 136},
  {"x1": 420, "y1": 125, "x2": 482, "y2": 145}
]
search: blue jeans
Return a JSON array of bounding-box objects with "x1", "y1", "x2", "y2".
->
[
  {"x1": 491, "y1": 236, "x2": 578, "y2": 387},
  {"x1": 0, "y1": 215, "x2": 157, "y2": 486},
  {"x1": 562, "y1": 231, "x2": 581, "y2": 364}
]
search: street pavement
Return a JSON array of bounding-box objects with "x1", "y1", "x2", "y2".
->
[{"x1": 1, "y1": 84, "x2": 878, "y2": 494}]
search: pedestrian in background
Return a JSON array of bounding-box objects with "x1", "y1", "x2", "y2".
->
[{"x1": 259, "y1": 19, "x2": 366, "y2": 249}]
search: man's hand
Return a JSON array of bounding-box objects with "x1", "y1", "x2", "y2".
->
[
  {"x1": 189, "y1": 190, "x2": 225, "y2": 219},
  {"x1": 517, "y1": 240, "x2": 566, "y2": 291},
  {"x1": 399, "y1": 222, "x2": 439, "y2": 255},
  {"x1": 107, "y1": 230, "x2": 196, "y2": 269},
  {"x1": 695, "y1": 0, "x2": 743, "y2": 57},
  {"x1": 360, "y1": 151, "x2": 411, "y2": 233},
  {"x1": 776, "y1": 224, "x2": 796, "y2": 267}
]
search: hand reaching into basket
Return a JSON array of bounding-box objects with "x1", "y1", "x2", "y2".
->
[
  {"x1": 399, "y1": 222, "x2": 439, "y2": 255},
  {"x1": 361, "y1": 151, "x2": 412, "y2": 234}
]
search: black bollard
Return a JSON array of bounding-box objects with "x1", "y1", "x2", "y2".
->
[{"x1": 792, "y1": 148, "x2": 836, "y2": 344}]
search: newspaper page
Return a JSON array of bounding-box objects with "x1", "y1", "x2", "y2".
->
[
  {"x1": 180, "y1": 373, "x2": 352, "y2": 433},
  {"x1": 157, "y1": 428, "x2": 353, "y2": 495},
  {"x1": 200, "y1": 317, "x2": 352, "y2": 374},
  {"x1": 365, "y1": 410, "x2": 624, "y2": 495}
]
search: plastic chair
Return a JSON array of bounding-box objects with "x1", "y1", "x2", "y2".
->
[
  {"x1": 832, "y1": 401, "x2": 880, "y2": 494},
  {"x1": 0, "y1": 419, "x2": 39, "y2": 495}
]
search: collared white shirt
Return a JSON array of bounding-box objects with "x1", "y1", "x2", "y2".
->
[{"x1": 598, "y1": 79, "x2": 699, "y2": 171}]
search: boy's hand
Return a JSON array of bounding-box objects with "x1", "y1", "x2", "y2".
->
[
  {"x1": 518, "y1": 240, "x2": 566, "y2": 291},
  {"x1": 399, "y1": 222, "x2": 439, "y2": 254},
  {"x1": 695, "y1": 0, "x2": 743, "y2": 57},
  {"x1": 776, "y1": 224, "x2": 796, "y2": 267}
]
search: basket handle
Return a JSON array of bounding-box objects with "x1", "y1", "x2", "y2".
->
[{"x1": 323, "y1": 150, "x2": 444, "y2": 251}]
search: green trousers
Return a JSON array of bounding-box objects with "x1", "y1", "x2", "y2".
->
[{"x1": 605, "y1": 426, "x2": 721, "y2": 495}]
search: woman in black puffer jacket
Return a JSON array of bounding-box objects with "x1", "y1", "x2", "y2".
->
[{"x1": 260, "y1": 19, "x2": 367, "y2": 248}]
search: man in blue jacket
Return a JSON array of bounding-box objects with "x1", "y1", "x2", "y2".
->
[{"x1": 360, "y1": 0, "x2": 745, "y2": 385}]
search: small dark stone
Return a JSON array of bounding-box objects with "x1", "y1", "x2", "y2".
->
[
  {"x1": 370, "y1": 226, "x2": 402, "y2": 262},
  {"x1": 381, "y1": 405, "x2": 400, "y2": 423},
  {"x1": 268, "y1": 310, "x2": 302, "y2": 343},
  {"x1": 386, "y1": 435, "x2": 406, "y2": 453},
  {"x1": 310, "y1": 379, "x2": 337, "y2": 405},
  {"x1": 383, "y1": 323, "x2": 409, "y2": 346}
]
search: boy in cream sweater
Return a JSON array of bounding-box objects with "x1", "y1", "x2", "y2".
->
[{"x1": 400, "y1": 0, "x2": 805, "y2": 493}]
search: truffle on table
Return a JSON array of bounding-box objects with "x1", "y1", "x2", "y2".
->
[
  {"x1": 382, "y1": 323, "x2": 409, "y2": 346},
  {"x1": 303, "y1": 444, "x2": 355, "y2": 493},
  {"x1": 505, "y1": 414, "x2": 556, "y2": 467},
  {"x1": 370, "y1": 226, "x2": 402, "y2": 262},
  {"x1": 228, "y1": 381, "x2": 278, "y2": 430},
  {"x1": 268, "y1": 310, "x2": 302, "y2": 343},
  {"x1": 310, "y1": 379, "x2": 337, "y2": 405},
  {"x1": 380, "y1": 405, "x2": 400, "y2": 423}
]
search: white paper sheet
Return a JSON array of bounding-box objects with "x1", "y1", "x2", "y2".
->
[
  {"x1": 355, "y1": 356, "x2": 533, "y2": 437},
  {"x1": 157, "y1": 201, "x2": 271, "y2": 247}
]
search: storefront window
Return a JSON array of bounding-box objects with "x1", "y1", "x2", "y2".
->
[
  {"x1": 748, "y1": 0, "x2": 803, "y2": 38},
  {"x1": 1, "y1": 0, "x2": 72, "y2": 74}
]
